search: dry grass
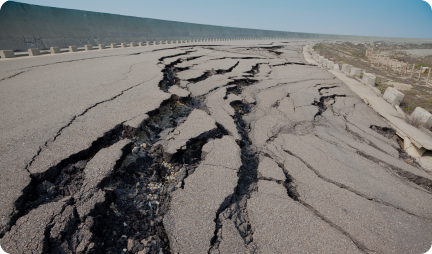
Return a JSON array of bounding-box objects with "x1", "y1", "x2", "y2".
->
[{"x1": 314, "y1": 42, "x2": 432, "y2": 116}]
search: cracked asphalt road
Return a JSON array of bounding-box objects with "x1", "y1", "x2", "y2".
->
[{"x1": 1, "y1": 40, "x2": 432, "y2": 254}]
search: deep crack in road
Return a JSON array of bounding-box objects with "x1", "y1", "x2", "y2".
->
[{"x1": 1, "y1": 40, "x2": 432, "y2": 254}]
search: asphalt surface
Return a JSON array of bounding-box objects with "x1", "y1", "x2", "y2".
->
[{"x1": 0, "y1": 40, "x2": 432, "y2": 254}]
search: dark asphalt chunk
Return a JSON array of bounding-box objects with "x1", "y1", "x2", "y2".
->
[{"x1": 1, "y1": 139, "x2": 130, "y2": 254}]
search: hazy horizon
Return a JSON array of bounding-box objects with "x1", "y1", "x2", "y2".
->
[{"x1": 2, "y1": 0, "x2": 432, "y2": 39}]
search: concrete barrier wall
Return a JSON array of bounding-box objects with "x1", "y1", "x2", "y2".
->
[{"x1": 2, "y1": 1, "x2": 432, "y2": 51}]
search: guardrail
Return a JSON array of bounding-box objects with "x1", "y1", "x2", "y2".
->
[{"x1": 0, "y1": 38, "x2": 270, "y2": 59}]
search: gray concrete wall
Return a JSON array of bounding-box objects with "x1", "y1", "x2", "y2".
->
[{"x1": 1, "y1": 1, "x2": 432, "y2": 51}]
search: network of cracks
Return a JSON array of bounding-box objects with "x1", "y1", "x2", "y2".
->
[{"x1": 1, "y1": 44, "x2": 432, "y2": 254}]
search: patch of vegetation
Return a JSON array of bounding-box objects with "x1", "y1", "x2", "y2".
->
[
  {"x1": 313, "y1": 44, "x2": 323, "y2": 50},
  {"x1": 376, "y1": 77, "x2": 381, "y2": 84}
]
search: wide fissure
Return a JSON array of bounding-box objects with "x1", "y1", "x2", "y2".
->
[{"x1": 209, "y1": 99, "x2": 259, "y2": 252}]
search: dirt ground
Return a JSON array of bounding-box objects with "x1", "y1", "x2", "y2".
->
[{"x1": 313, "y1": 42, "x2": 432, "y2": 117}]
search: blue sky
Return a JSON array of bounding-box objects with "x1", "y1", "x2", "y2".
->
[{"x1": 3, "y1": 0, "x2": 432, "y2": 38}]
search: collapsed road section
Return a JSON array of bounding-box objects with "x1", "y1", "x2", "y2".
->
[{"x1": 1, "y1": 41, "x2": 432, "y2": 254}]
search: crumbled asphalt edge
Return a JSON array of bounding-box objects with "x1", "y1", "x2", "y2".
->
[
  {"x1": 313, "y1": 91, "x2": 431, "y2": 198},
  {"x1": 50, "y1": 143, "x2": 132, "y2": 254},
  {"x1": 0, "y1": 124, "x2": 125, "y2": 239},
  {"x1": 370, "y1": 125, "x2": 398, "y2": 140},
  {"x1": 369, "y1": 125, "x2": 423, "y2": 167},
  {"x1": 313, "y1": 86, "x2": 425, "y2": 176}
]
